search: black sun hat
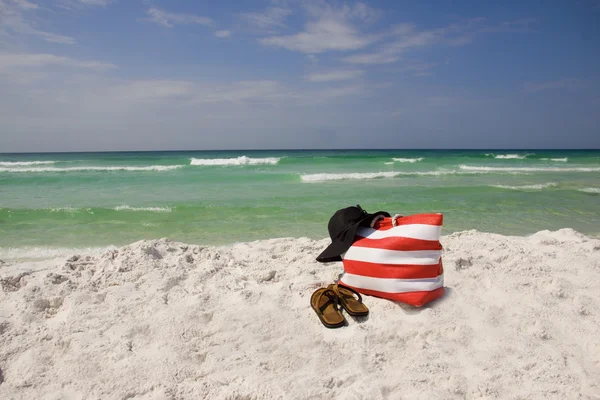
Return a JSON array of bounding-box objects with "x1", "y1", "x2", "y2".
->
[{"x1": 316, "y1": 205, "x2": 390, "y2": 263}]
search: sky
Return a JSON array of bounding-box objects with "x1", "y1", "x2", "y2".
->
[{"x1": 0, "y1": 0, "x2": 599, "y2": 152}]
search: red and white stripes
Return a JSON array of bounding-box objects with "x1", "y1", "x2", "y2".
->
[{"x1": 339, "y1": 213, "x2": 445, "y2": 307}]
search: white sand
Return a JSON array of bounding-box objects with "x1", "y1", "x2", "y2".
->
[{"x1": 1, "y1": 229, "x2": 599, "y2": 399}]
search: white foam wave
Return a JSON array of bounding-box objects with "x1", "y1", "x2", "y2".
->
[
  {"x1": 114, "y1": 205, "x2": 172, "y2": 212},
  {"x1": 0, "y1": 160, "x2": 56, "y2": 166},
  {"x1": 460, "y1": 165, "x2": 600, "y2": 173},
  {"x1": 540, "y1": 158, "x2": 568, "y2": 162},
  {"x1": 0, "y1": 245, "x2": 116, "y2": 261},
  {"x1": 578, "y1": 188, "x2": 600, "y2": 194},
  {"x1": 301, "y1": 170, "x2": 464, "y2": 182},
  {"x1": 491, "y1": 183, "x2": 558, "y2": 190},
  {"x1": 49, "y1": 207, "x2": 92, "y2": 213},
  {"x1": 301, "y1": 172, "x2": 399, "y2": 182},
  {"x1": 190, "y1": 156, "x2": 280, "y2": 166},
  {"x1": 494, "y1": 154, "x2": 528, "y2": 159},
  {"x1": 392, "y1": 157, "x2": 424, "y2": 163},
  {"x1": 384, "y1": 162, "x2": 394, "y2": 165},
  {"x1": 0, "y1": 165, "x2": 183, "y2": 173}
]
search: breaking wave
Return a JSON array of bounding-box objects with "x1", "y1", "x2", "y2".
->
[
  {"x1": 301, "y1": 172, "x2": 399, "y2": 182},
  {"x1": 578, "y1": 188, "x2": 600, "y2": 194},
  {"x1": 49, "y1": 207, "x2": 92, "y2": 213},
  {"x1": 0, "y1": 160, "x2": 56, "y2": 166},
  {"x1": 301, "y1": 170, "x2": 473, "y2": 182},
  {"x1": 190, "y1": 156, "x2": 280, "y2": 166},
  {"x1": 459, "y1": 165, "x2": 600, "y2": 173},
  {"x1": 113, "y1": 205, "x2": 172, "y2": 212},
  {"x1": 301, "y1": 163, "x2": 600, "y2": 181},
  {"x1": 540, "y1": 158, "x2": 568, "y2": 162},
  {"x1": 491, "y1": 183, "x2": 558, "y2": 190},
  {"x1": 0, "y1": 165, "x2": 183, "y2": 173},
  {"x1": 391, "y1": 157, "x2": 424, "y2": 163},
  {"x1": 487, "y1": 154, "x2": 530, "y2": 159}
]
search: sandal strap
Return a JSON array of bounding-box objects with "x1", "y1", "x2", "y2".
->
[
  {"x1": 332, "y1": 283, "x2": 363, "y2": 303},
  {"x1": 318, "y1": 289, "x2": 340, "y2": 313}
]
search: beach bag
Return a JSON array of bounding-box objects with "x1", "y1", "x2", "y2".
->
[{"x1": 339, "y1": 213, "x2": 444, "y2": 307}]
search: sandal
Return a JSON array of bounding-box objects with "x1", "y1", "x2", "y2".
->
[
  {"x1": 328, "y1": 284, "x2": 369, "y2": 317},
  {"x1": 310, "y1": 288, "x2": 345, "y2": 328}
]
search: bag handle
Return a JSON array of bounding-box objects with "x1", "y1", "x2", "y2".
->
[
  {"x1": 391, "y1": 214, "x2": 403, "y2": 227},
  {"x1": 369, "y1": 213, "x2": 404, "y2": 228},
  {"x1": 369, "y1": 215, "x2": 385, "y2": 228}
]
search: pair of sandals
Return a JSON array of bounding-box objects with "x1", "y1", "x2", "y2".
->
[{"x1": 310, "y1": 283, "x2": 369, "y2": 328}]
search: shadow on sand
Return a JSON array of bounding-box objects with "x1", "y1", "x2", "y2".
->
[
  {"x1": 335, "y1": 272, "x2": 453, "y2": 315},
  {"x1": 392, "y1": 286, "x2": 453, "y2": 314}
]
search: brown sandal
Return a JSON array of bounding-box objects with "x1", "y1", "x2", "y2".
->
[
  {"x1": 310, "y1": 288, "x2": 345, "y2": 328},
  {"x1": 328, "y1": 284, "x2": 369, "y2": 317}
]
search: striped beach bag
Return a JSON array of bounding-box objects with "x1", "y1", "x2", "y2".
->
[{"x1": 339, "y1": 213, "x2": 445, "y2": 307}]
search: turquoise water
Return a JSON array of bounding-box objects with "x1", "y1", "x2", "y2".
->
[{"x1": 1, "y1": 150, "x2": 599, "y2": 253}]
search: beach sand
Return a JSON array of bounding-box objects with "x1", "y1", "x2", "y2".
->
[{"x1": 1, "y1": 229, "x2": 599, "y2": 399}]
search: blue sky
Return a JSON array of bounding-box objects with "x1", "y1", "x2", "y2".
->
[{"x1": 0, "y1": 0, "x2": 599, "y2": 152}]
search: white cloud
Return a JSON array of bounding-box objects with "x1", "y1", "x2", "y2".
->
[
  {"x1": 147, "y1": 7, "x2": 213, "y2": 28},
  {"x1": 382, "y1": 30, "x2": 438, "y2": 51},
  {"x1": 54, "y1": 0, "x2": 114, "y2": 10},
  {"x1": 241, "y1": 6, "x2": 291, "y2": 32},
  {"x1": 305, "y1": 69, "x2": 363, "y2": 82},
  {"x1": 259, "y1": 2, "x2": 378, "y2": 53},
  {"x1": 342, "y1": 17, "x2": 530, "y2": 65},
  {"x1": 342, "y1": 25, "x2": 441, "y2": 65},
  {"x1": 523, "y1": 78, "x2": 587, "y2": 93},
  {"x1": 310, "y1": 84, "x2": 365, "y2": 101},
  {"x1": 261, "y1": 19, "x2": 373, "y2": 53},
  {"x1": 0, "y1": 53, "x2": 116, "y2": 70},
  {"x1": 194, "y1": 80, "x2": 284, "y2": 103},
  {"x1": 480, "y1": 18, "x2": 537, "y2": 33},
  {"x1": 110, "y1": 80, "x2": 196, "y2": 103},
  {"x1": 0, "y1": 53, "x2": 416, "y2": 152},
  {"x1": 0, "y1": 60, "x2": 374, "y2": 110},
  {"x1": 78, "y1": 0, "x2": 112, "y2": 5},
  {"x1": 400, "y1": 61, "x2": 439, "y2": 76},
  {"x1": 10, "y1": 0, "x2": 38, "y2": 10},
  {"x1": 0, "y1": 0, "x2": 76, "y2": 44},
  {"x1": 342, "y1": 52, "x2": 398, "y2": 65},
  {"x1": 344, "y1": 2, "x2": 380, "y2": 23},
  {"x1": 215, "y1": 30, "x2": 231, "y2": 38},
  {"x1": 302, "y1": 1, "x2": 380, "y2": 23},
  {"x1": 38, "y1": 32, "x2": 77, "y2": 44}
]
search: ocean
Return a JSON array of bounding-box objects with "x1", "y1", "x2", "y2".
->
[{"x1": 1, "y1": 149, "x2": 599, "y2": 259}]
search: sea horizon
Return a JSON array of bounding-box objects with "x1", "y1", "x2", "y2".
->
[{"x1": 2, "y1": 148, "x2": 600, "y2": 155}]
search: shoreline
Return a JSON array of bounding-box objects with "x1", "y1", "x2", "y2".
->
[
  {"x1": 1, "y1": 229, "x2": 599, "y2": 398},
  {"x1": 2, "y1": 228, "x2": 600, "y2": 263}
]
